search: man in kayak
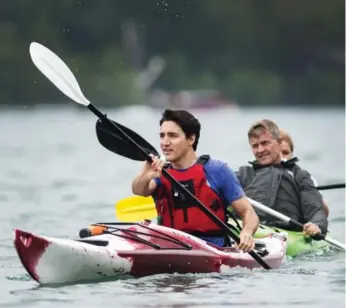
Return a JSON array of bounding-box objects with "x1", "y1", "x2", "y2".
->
[
  {"x1": 280, "y1": 129, "x2": 329, "y2": 217},
  {"x1": 236, "y1": 119, "x2": 328, "y2": 238},
  {"x1": 131, "y1": 109, "x2": 259, "y2": 252}
]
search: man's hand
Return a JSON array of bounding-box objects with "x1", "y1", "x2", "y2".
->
[
  {"x1": 237, "y1": 230, "x2": 255, "y2": 252},
  {"x1": 303, "y1": 222, "x2": 321, "y2": 236}
]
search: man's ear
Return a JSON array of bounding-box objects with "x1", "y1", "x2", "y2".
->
[{"x1": 188, "y1": 134, "x2": 196, "y2": 146}]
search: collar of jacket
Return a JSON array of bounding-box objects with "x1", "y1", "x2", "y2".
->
[{"x1": 249, "y1": 156, "x2": 300, "y2": 170}]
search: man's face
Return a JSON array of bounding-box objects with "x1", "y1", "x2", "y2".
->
[
  {"x1": 281, "y1": 140, "x2": 292, "y2": 160},
  {"x1": 160, "y1": 121, "x2": 194, "y2": 162},
  {"x1": 249, "y1": 130, "x2": 281, "y2": 165}
]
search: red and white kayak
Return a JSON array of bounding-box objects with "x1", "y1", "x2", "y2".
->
[{"x1": 13, "y1": 221, "x2": 287, "y2": 285}]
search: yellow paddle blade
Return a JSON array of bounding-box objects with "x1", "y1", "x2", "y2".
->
[
  {"x1": 115, "y1": 195, "x2": 157, "y2": 222},
  {"x1": 115, "y1": 195, "x2": 235, "y2": 222}
]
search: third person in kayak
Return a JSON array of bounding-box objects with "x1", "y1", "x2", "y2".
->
[
  {"x1": 235, "y1": 119, "x2": 328, "y2": 238},
  {"x1": 280, "y1": 128, "x2": 330, "y2": 217},
  {"x1": 131, "y1": 109, "x2": 259, "y2": 252}
]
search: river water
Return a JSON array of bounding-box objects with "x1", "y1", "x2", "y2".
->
[{"x1": 0, "y1": 105, "x2": 344, "y2": 307}]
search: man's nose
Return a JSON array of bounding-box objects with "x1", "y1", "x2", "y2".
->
[
  {"x1": 161, "y1": 136, "x2": 170, "y2": 145},
  {"x1": 257, "y1": 144, "x2": 265, "y2": 153}
]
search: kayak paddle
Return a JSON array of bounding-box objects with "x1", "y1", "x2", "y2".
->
[{"x1": 29, "y1": 41, "x2": 272, "y2": 270}]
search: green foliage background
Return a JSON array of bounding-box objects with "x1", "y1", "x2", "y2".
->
[{"x1": 0, "y1": 0, "x2": 344, "y2": 107}]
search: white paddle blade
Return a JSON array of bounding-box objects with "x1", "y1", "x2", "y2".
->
[{"x1": 29, "y1": 42, "x2": 90, "y2": 106}]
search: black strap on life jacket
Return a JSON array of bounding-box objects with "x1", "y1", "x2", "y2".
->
[
  {"x1": 163, "y1": 154, "x2": 210, "y2": 170},
  {"x1": 166, "y1": 155, "x2": 211, "y2": 222}
]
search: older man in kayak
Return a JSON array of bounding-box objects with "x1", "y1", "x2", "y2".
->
[
  {"x1": 236, "y1": 119, "x2": 328, "y2": 238},
  {"x1": 132, "y1": 109, "x2": 259, "y2": 251}
]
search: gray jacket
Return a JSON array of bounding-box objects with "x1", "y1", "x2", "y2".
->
[{"x1": 235, "y1": 157, "x2": 328, "y2": 234}]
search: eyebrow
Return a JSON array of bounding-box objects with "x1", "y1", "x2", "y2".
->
[{"x1": 160, "y1": 131, "x2": 179, "y2": 136}]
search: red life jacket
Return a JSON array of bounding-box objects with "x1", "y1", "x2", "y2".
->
[{"x1": 152, "y1": 155, "x2": 226, "y2": 235}]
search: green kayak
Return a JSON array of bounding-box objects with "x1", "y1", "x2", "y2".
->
[{"x1": 228, "y1": 219, "x2": 330, "y2": 257}]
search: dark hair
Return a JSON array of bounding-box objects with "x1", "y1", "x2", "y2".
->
[{"x1": 159, "y1": 109, "x2": 201, "y2": 150}]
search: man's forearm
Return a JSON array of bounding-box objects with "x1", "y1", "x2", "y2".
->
[
  {"x1": 231, "y1": 197, "x2": 260, "y2": 235},
  {"x1": 132, "y1": 172, "x2": 154, "y2": 196},
  {"x1": 241, "y1": 208, "x2": 259, "y2": 235}
]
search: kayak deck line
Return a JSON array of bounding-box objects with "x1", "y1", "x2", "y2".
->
[
  {"x1": 81, "y1": 221, "x2": 273, "y2": 257},
  {"x1": 85, "y1": 221, "x2": 193, "y2": 250}
]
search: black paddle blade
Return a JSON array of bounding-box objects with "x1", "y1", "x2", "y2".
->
[{"x1": 95, "y1": 118, "x2": 159, "y2": 161}]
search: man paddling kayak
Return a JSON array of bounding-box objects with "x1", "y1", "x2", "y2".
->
[
  {"x1": 132, "y1": 109, "x2": 259, "y2": 251},
  {"x1": 236, "y1": 119, "x2": 328, "y2": 238},
  {"x1": 280, "y1": 129, "x2": 330, "y2": 217}
]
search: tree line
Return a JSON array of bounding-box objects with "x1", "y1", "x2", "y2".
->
[{"x1": 0, "y1": 0, "x2": 344, "y2": 107}]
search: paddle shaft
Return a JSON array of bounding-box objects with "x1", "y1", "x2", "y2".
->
[
  {"x1": 88, "y1": 104, "x2": 271, "y2": 269},
  {"x1": 316, "y1": 183, "x2": 345, "y2": 191}
]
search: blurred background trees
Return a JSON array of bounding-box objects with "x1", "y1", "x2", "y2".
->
[{"x1": 0, "y1": 0, "x2": 344, "y2": 107}]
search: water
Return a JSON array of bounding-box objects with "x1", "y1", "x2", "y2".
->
[{"x1": 0, "y1": 105, "x2": 345, "y2": 307}]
